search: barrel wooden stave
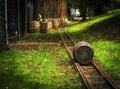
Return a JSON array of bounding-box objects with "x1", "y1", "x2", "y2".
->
[
  {"x1": 29, "y1": 21, "x2": 40, "y2": 33},
  {"x1": 40, "y1": 21, "x2": 52, "y2": 33},
  {"x1": 73, "y1": 41, "x2": 94, "y2": 64},
  {"x1": 52, "y1": 19, "x2": 60, "y2": 29}
]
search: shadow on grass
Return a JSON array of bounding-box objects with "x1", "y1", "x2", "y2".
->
[
  {"x1": 0, "y1": 52, "x2": 56, "y2": 89},
  {"x1": 0, "y1": 49, "x2": 81, "y2": 89},
  {"x1": 0, "y1": 52, "x2": 55, "y2": 89},
  {"x1": 21, "y1": 31, "x2": 61, "y2": 42}
]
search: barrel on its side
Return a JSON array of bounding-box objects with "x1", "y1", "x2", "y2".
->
[
  {"x1": 29, "y1": 21, "x2": 40, "y2": 33},
  {"x1": 73, "y1": 41, "x2": 94, "y2": 64},
  {"x1": 52, "y1": 19, "x2": 60, "y2": 29}
]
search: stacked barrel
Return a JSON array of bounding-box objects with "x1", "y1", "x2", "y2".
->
[
  {"x1": 29, "y1": 18, "x2": 68, "y2": 33},
  {"x1": 40, "y1": 18, "x2": 68, "y2": 33}
]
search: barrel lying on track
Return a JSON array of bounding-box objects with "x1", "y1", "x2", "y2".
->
[
  {"x1": 52, "y1": 19, "x2": 60, "y2": 29},
  {"x1": 73, "y1": 41, "x2": 94, "y2": 64}
]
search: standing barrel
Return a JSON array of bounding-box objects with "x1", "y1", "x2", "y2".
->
[
  {"x1": 52, "y1": 19, "x2": 60, "y2": 29},
  {"x1": 73, "y1": 41, "x2": 94, "y2": 64},
  {"x1": 40, "y1": 22, "x2": 52, "y2": 33},
  {"x1": 29, "y1": 21, "x2": 40, "y2": 33}
]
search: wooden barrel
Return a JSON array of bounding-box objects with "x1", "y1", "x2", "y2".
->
[
  {"x1": 60, "y1": 18, "x2": 68, "y2": 26},
  {"x1": 40, "y1": 22, "x2": 52, "y2": 33},
  {"x1": 52, "y1": 19, "x2": 60, "y2": 29},
  {"x1": 48, "y1": 21, "x2": 52, "y2": 29},
  {"x1": 29, "y1": 21, "x2": 40, "y2": 33},
  {"x1": 73, "y1": 41, "x2": 94, "y2": 64}
]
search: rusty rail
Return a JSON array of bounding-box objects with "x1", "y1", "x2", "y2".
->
[
  {"x1": 92, "y1": 60, "x2": 120, "y2": 89},
  {"x1": 58, "y1": 28, "x2": 92, "y2": 89}
]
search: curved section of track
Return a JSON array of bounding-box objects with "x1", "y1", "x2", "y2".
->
[{"x1": 58, "y1": 27, "x2": 119, "y2": 89}]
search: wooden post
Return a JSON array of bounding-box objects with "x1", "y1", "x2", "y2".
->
[
  {"x1": 5, "y1": 0, "x2": 8, "y2": 46},
  {"x1": 18, "y1": 0, "x2": 21, "y2": 40},
  {"x1": 25, "y1": 0, "x2": 28, "y2": 33}
]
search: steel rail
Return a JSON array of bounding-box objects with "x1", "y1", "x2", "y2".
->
[
  {"x1": 64, "y1": 28, "x2": 76, "y2": 45},
  {"x1": 58, "y1": 28, "x2": 93, "y2": 89},
  {"x1": 92, "y1": 60, "x2": 120, "y2": 89},
  {"x1": 58, "y1": 27, "x2": 119, "y2": 89}
]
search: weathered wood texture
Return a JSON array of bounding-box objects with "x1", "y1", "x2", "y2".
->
[
  {"x1": 19, "y1": 0, "x2": 26, "y2": 37},
  {"x1": 37, "y1": 0, "x2": 67, "y2": 19},
  {"x1": 0, "y1": 0, "x2": 38, "y2": 51},
  {"x1": 73, "y1": 41, "x2": 94, "y2": 64},
  {"x1": 0, "y1": 0, "x2": 7, "y2": 50},
  {"x1": 7, "y1": 0, "x2": 18, "y2": 36},
  {"x1": 7, "y1": 0, "x2": 36, "y2": 42}
]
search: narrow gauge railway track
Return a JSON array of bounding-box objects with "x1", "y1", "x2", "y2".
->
[{"x1": 58, "y1": 27, "x2": 119, "y2": 89}]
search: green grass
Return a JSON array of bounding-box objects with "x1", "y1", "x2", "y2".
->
[
  {"x1": 20, "y1": 28, "x2": 60, "y2": 42},
  {"x1": 92, "y1": 40, "x2": 120, "y2": 78},
  {"x1": 0, "y1": 45, "x2": 81, "y2": 89},
  {"x1": 66, "y1": 10, "x2": 120, "y2": 41},
  {"x1": 65, "y1": 9, "x2": 120, "y2": 80},
  {"x1": 2, "y1": 9, "x2": 120, "y2": 89}
]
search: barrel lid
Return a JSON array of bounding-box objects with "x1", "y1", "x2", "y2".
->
[{"x1": 73, "y1": 41, "x2": 94, "y2": 64}]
